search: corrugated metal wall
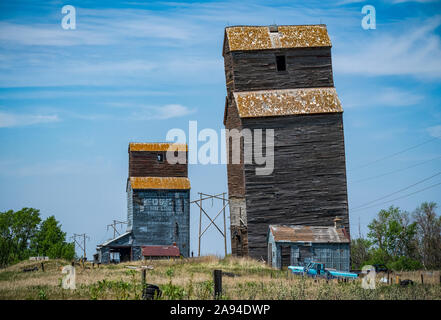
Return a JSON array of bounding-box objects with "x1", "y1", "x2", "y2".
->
[
  {"x1": 131, "y1": 189, "x2": 190, "y2": 257},
  {"x1": 269, "y1": 239, "x2": 350, "y2": 271}
]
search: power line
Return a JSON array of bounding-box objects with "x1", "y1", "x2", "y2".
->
[
  {"x1": 107, "y1": 220, "x2": 127, "y2": 239},
  {"x1": 351, "y1": 135, "x2": 441, "y2": 171},
  {"x1": 351, "y1": 154, "x2": 441, "y2": 184},
  {"x1": 352, "y1": 180, "x2": 441, "y2": 213},
  {"x1": 71, "y1": 233, "x2": 90, "y2": 259},
  {"x1": 351, "y1": 171, "x2": 441, "y2": 211}
]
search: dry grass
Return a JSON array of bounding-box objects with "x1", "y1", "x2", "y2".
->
[{"x1": 0, "y1": 256, "x2": 440, "y2": 300}]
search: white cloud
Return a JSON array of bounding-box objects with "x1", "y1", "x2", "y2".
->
[
  {"x1": 392, "y1": 0, "x2": 439, "y2": 3},
  {"x1": 340, "y1": 87, "x2": 424, "y2": 108},
  {"x1": 427, "y1": 125, "x2": 441, "y2": 138},
  {"x1": 336, "y1": 0, "x2": 366, "y2": 5},
  {"x1": 334, "y1": 16, "x2": 441, "y2": 78},
  {"x1": 0, "y1": 111, "x2": 60, "y2": 128},
  {"x1": 129, "y1": 104, "x2": 196, "y2": 120},
  {"x1": 375, "y1": 88, "x2": 424, "y2": 107},
  {"x1": 153, "y1": 104, "x2": 196, "y2": 119},
  {"x1": 0, "y1": 158, "x2": 112, "y2": 177}
]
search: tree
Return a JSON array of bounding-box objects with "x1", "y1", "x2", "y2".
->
[
  {"x1": 0, "y1": 210, "x2": 14, "y2": 267},
  {"x1": 350, "y1": 238, "x2": 371, "y2": 269},
  {"x1": 0, "y1": 208, "x2": 41, "y2": 266},
  {"x1": 413, "y1": 202, "x2": 441, "y2": 269},
  {"x1": 0, "y1": 208, "x2": 75, "y2": 267},
  {"x1": 367, "y1": 206, "x2": 418, "y2": 260},
  {"x1": 30, "y1": 216, "x2": 75, "y2": 260}
]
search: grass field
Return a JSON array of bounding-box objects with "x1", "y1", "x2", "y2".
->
[{"x1": 0, "y1": 256, "x2": 440, "y2": 300}]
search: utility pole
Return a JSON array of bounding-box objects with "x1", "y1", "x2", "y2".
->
[
  {"x1": 191, "y1": 192, "x2": 229, "y2": 257},
  {"x1": 71, "y1": 233, "x2": 89, "y2": 260},
  {"x1": 107, "y1": 220, "x2": 127, "y2": 239}
]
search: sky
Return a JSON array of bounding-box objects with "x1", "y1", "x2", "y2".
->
[{"x1": 0, "y1": 0, "x2": 440, "y2": 259}]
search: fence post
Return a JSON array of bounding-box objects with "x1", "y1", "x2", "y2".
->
[
  {"x1": 421, "y1": 274, "x2": 424, "y2": 285},
  {"x1": 142, "y1": 269, "x2": 146, "y2": 289},
  {"x1": 213, "y1": 269, "x2": 222, "y2": 300},
  {"x1": 41, "y1": 262, "x2": 44, "y2": 272}
]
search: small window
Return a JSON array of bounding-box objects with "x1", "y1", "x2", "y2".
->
[
  {"x1": 157, "y1": 153, "x2": 164, "y2": 162},
  {"x1": 276, "y1": 55, "x2": 286, "y2": 72}
]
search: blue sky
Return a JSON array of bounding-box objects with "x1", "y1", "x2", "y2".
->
[{"x1": 1, "y1": 0, "x2": 440, "y2": 258}]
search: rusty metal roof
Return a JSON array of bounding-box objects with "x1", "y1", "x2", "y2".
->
[
  {"x1": 224, "y1": 25, "x2": 331, "y2": 53},
  {"x1": 129, "y1": 177, "x2": 191, "y2": 190},
  {"x1": 129, "y1": 142, "x2": 188, "y2": 152},
  {"x1": 269, "y1": 225, "x2": 350, "y2": 243},
  {"x1": 233, "y1": 87, "x2": 342, "y2": 118},
  {"x1": 142, "y1": 245, "x2": 181, "y2": 257}
]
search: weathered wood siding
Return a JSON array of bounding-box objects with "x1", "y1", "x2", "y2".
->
[
  {"x1": 229, "y1": 48, "x2": 333, "y2": 92},
  {"x1": 129, "y1": 151, "x2": 188, "y2": 178},
  {"x1": 224, "y1": 98, "x2": 245, "y2": 198},
  {"x1": 224, "y1": 80, "x2": 249, "y2": 256},
  {"x1": 243, "y1": 113, "x2": 349, "y2": 261},
  {"x1": 131, "y1": 189, "x2": 190, "y2": 257}
]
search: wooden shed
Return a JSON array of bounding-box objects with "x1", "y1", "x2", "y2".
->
[
  {"x1": 223, "y1": 25, "x2": 350, "y2": 260},
  {"x1": 97, "y1": 143, "x2": 190, "y2": 263},
  {"x1": 267, "y1": 222, "x2": 351, "y2": 271}
]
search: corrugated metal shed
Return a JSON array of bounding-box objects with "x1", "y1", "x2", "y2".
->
[
  {"x1": 233, "y1": 88, "x2": 342, "y2": 118},
  {"x1": 224, "y1": 25, "x2": 331, "y2": 53},
  {"x1": 129, "y1": 142, "x2": 188, "y2": 152},
  {"x1": 269, "y1": 225, "x2": 350, "y2": 243},
  {"x1": 142, "y1": 245, "x2": 181, "y2": 257},
  {"x1": 129, "y1": 177, "x2": 191, "y2": 190}
]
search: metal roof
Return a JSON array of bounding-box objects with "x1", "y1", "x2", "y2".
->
[
  {"x1": 129, "y1": 142, "x2": 188, "y2": 152},
  {"x1": 98, "y1": 231, "x2": 132, "y2": 247},
  {"x1": 129, "y1": 177, "x2": 191, "y2": 190},
  {"x1": 142, "y1": 245, "x2": 181, "y2": 257},
  {"x1": 269, "y1": 225, "x2": 350, "y2": 243},
  {"x1": 233, "y1": 87, "x2": 342, "y2": 118},
  {"x1": 224, "y1": 25, "x2": 331, "y2": 53}
]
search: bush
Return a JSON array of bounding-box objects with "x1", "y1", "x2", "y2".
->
[{"x1": 387, "y1": 256, "x2": 423, "y2": 271}]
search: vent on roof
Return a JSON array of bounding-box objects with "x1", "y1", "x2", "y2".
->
[{"x1": 269, "y1": 24, "x2": 278, "y2": 33}]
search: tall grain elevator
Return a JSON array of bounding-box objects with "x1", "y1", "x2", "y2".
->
[
  {"x1": 223, "y1": 25, "x2": 350, "y2": 260},
  {"x1": 97, "y1": 143, "x2": 190, "y2": 263}
]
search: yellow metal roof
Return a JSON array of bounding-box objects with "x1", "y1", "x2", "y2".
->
[
  {"x1": 129, "y1": 143, "x2": 188, "y2": 152},
  {"x1": 233, "y1": 87, "x2": 342, "y2": 118},
  {"x1": 225, "y1": 25, "x2": 331, "y2": 52},
  {"x1": 129, "y1": 177, "x2": 191, "y2": 190}
]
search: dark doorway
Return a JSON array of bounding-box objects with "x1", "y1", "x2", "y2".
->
[
  {"x1": 281, "y1": 246, "x2": 291, "y2": 268},
  {"x1": 110, "y1": 247, "x2": 132, "y2": 263},
  {"x1": 268, "y1": 243, "x2": 272, "y2": 266}
]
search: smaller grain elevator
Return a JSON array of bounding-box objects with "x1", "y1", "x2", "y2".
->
[{"x1": 97, "y1": 143, "x2": 190, "y2": 263}]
